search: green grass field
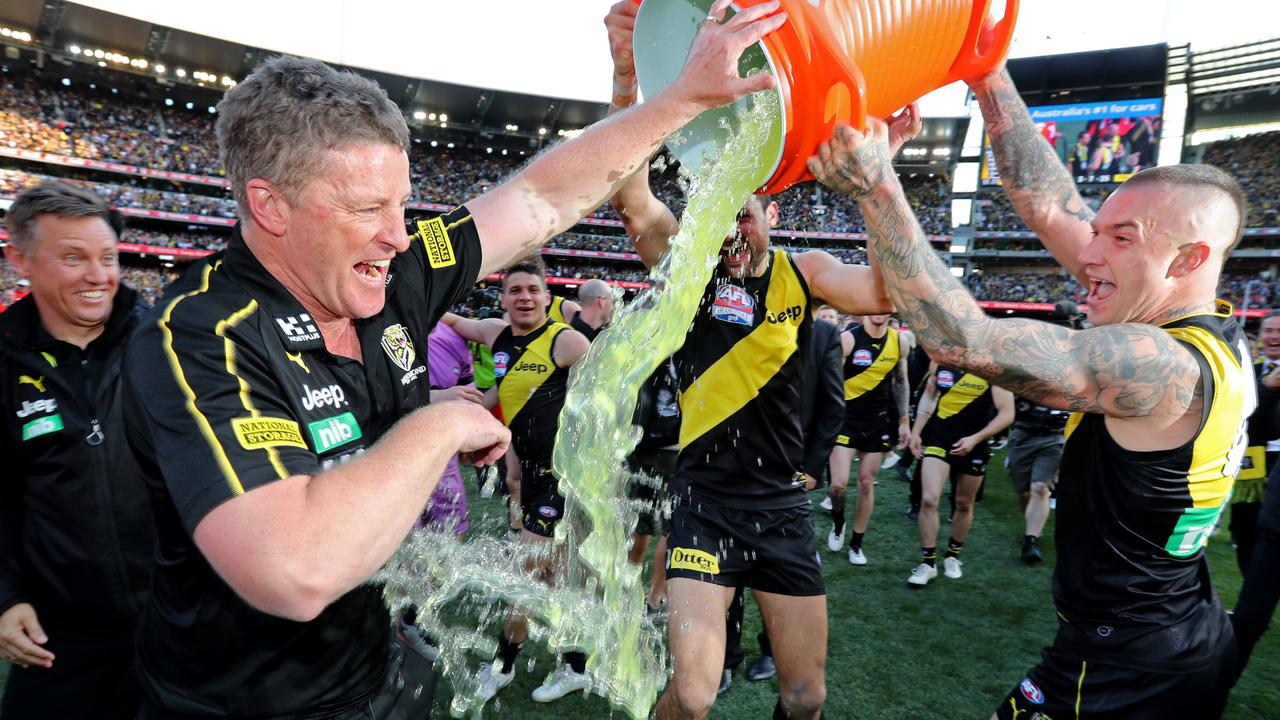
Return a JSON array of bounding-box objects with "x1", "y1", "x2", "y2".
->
[
  {"x1": 3, "y1": 453, "x2": 1275, "y2": 719},
  {"x1": 447, "y1": 453, "x2": 1279, "y2": 719}
]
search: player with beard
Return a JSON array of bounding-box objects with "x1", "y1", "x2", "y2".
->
[
  {"x1": 809, "y1": 62, "x2": 1251, "y2": 720},
  {"x1": 442, "y1": 258, "x2": 593, "y2": 704},
  {"x1": 826, "y1": 313, "x2": 909, "y2": 565},
  {"x1": 570, "y1": 278, "x2": 615, "y2": 341},
  {"x1": 605, "y1": 7, "x2": 916, "y2": 717}
]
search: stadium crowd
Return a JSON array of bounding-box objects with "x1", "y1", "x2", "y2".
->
[
  {"x1": 1202, "y1": 131, "x2": 1280, "y2": 229},
  {"x1": 0, "y1": 169, "x2": 237, "y2": 218}
]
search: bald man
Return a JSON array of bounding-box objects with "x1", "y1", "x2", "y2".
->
[
  {"x1": 809, "y1": 65, "x2": 1250, "y2": 720},
  {"x1": 570, "y1": 278, "x2": 615, "y2": 342}
]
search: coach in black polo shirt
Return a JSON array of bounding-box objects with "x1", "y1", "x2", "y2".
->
[{"x1": 122, "y1": 14, "x2": 783, "y2": 717}]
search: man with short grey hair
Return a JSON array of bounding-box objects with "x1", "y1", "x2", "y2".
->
[
  {"x1": 571, "y1": 278, "x2": 615, "y2": 341},
  {"x1": 1, "y1": 183, "x2": 155, "y2": 720},
  {"x1": 123, "y1": 3, "x2": 787, "y2": 715}
]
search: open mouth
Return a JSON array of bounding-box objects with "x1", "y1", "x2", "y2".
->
[
  {"x1": 1087, "y1": 278, "x2": 1116, "y2": 304},
  {"x1": 722, "y1": 237, "x2": 750, "y2": 268},
  {"x1": 353, "y1": 259, "x2": 390, "y2": 284}
]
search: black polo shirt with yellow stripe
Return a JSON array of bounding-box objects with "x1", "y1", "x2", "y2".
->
[{"x1": 123, "y1": 209, "x2": 481, "y2": 717}]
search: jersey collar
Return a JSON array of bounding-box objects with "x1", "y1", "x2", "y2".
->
[{"x1": 220, "y1": 225, "x2": 326, "y2": 351}]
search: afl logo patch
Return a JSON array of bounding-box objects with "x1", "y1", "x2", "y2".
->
[
  {"x1": 711, "y1": 284, "x2": 754, "y2": 326},
  {"x1": 1019, "y1": 678, "x2": 1044, "y2": 705},
  {"x1": 852, "y1": 349, "x2": 874, "y2": 366},
  {"x1": 493, "y1": 352, "x2": 510, "y2": 378},
  {"x1": 538, "y1": 505, "x2": 558, "y2": 518},
  {"x1": 936, "y1": 370, "x2": 956, "y2": 389}
]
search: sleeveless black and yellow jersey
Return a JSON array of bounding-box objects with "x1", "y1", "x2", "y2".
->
[
  {"x1": 549, "y1": 295, "x2": 570, "y2": 325},
  {"x1": 843, "y1": 325, "x2": 899, "y2": 419},
  {"x1": 492, "y1": 320, "x2": 571, "y2": 471},
  {"x1": 922, "y1": 365, "x2": 994, "y2": 446},
  {"x1": 673, "y1": 249, "x2": 811, "y2": 510},
  {"x1": 1053, "y1": 302, "x2": 1253, "y2": 671}
]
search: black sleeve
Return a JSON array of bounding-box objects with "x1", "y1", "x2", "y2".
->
[
  {"x1": 1257, "y1": 373, "x2": 1280, "y2": 442},
  {"x1": 0, "y1": 429, "x2": 27, "y2": 613},
  {"x1": 407, "y1": 206, "x2": 484, "y2": 324},
  {"x1": 803, "y1": 325, "x2": 845, "y2": 477},
  {"x1": 126, "y1": 307, "x2": 322, "y2": 536}
]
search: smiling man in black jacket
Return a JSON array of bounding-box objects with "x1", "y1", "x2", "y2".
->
[{"x1": 0, "y1": 183, "x2": 155, "y2": 720}]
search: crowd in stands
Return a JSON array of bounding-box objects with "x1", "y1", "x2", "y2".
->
[
  {"x1": 0, "y1": 79, "x2": 82, "y2": 157},
  {"x1": 4, "y1": 72, "x2": 1280, "y2": 240},
  {"x1": 547, "y1": 232, "x2": 636, "y2": 254},
  {"x1": 541, "y1": 260, "x2": 649, "y2": 284},
  {"x1": 4, "y1": 250, "x2": 1280, "y2": 312},
  {"x1": 966, "y1": 271, "x2": 1088, "y2": 304},
  {"x1": 1220, "y1": 274, "x2": 1280, "y2": 309},
  {"x1": 3, "y1": 70, "x2": 1279, "y2": 317},
  {"x1": 122, "y1": 229, "x2": 229, "y2": 252},
  {"x1": 0, "y1": 77, "x2": 222, "y2": 176},
  {"x1": 976, "y1": 186, "x2": 1113, "y2": 232},
  {"x1": 0, "y1": 169, "x2": 238, "y2": 218},
  {"x1": 1202, "y1": 132, "x2": 1280, "y2": 229}
]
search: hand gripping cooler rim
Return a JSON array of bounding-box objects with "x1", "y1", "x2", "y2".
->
[{"x1": 633, "y1": 0, "x2": 1020, "y2": 194}]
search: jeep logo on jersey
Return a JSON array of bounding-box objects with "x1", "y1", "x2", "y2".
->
[
  {"x1": 275, "y1": 314, "x2": 321, "y2": 346},
  {"x1": 16, "y1": 398, "x2": 57, "y2": 418},
  {"x1": 513, "y1": 361, "x2": 549, "y2": 374},
  {"x1": 766, "y1": 305, "x2": 803, "y2": 324},
  {"x1": 301, "y1": 383, "x2": 347, "y2": 411},
  {"x1": 711, "y1": 284, "x2": 753, "y2": 326},
  {"x1": 493, "y1": 351, "x2": 510, "y2": 378},
  {"x1": 308, "y1": 412, "x2": 363, "y2": 453},
  {"x1": 380, "y1": 324, "x2": 417, "y2": 372},
  {"x1": 852, "y1": 349, "x2": 874, "y2": 366},
  {"x1": 936, "y1": 370, "x2": 956, "y2": 388}
]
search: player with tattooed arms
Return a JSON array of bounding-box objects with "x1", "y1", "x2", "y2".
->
[{"x1": 808, "y1": 64, "x2": 1250, "y2": 719}]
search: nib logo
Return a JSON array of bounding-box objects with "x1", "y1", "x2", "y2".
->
[{"x1": 308, "y1": 412, "x2": 362, "y2": 453}]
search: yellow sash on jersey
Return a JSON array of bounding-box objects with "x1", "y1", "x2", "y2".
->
[
  {"x1": 936, "y1": 371, "x2": 990, "y2": 420},
  {"x1": 844, "y1": 327, "x2": 899, "y2": 401},
  {"x1": 498, "y1": 321, "x2": 569, "y2": 427},
  {"x1": 679, "y1": 250, "x2": 807, "y2": 448}
]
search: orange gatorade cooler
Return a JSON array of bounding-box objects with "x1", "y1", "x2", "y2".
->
[{"x1": 633, "y1": 0, "x2": 1019, "y2": 194}]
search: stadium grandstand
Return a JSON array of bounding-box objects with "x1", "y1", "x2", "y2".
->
[
  {"x1": 2, "y1": 28, "x2": 1279, "y2": 322},
  {"x1": 1, "y1": 2, "x2": 1279, "y2": 718}
]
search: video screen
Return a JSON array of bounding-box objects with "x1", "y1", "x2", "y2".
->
[{"x1": 981, "y1": 98, "x2": 1163, "y2": 185}]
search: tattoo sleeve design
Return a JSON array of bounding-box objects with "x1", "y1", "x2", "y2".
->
[
  {"x1": 893, "y1": 358, "x2": 910, "y2": 420},
  {"x1": 861, "y1": 187, "x2": 1198, "y2": 418},
  {"x1": 975, "y1": 69, "x2": 1095, "y2": 228}
]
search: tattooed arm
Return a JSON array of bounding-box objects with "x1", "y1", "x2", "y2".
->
[
  {"x1": 970, "y1": 67, "x2": 1094, "y2": 281},
  {"x1": 807, "y1": 121, "x2": 1201, "y2": 421},
  {"x1": 893, "y1": 350, "x2": 911, "y2": 448}
]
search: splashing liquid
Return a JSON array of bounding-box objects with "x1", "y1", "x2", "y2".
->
[{"x1": 377, "y1": 87, "x2": 779, "y2": 719}]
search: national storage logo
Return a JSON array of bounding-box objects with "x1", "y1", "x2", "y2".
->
[{"x1": 231, "y1": 417, "x2": 307, "y2": 450}]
